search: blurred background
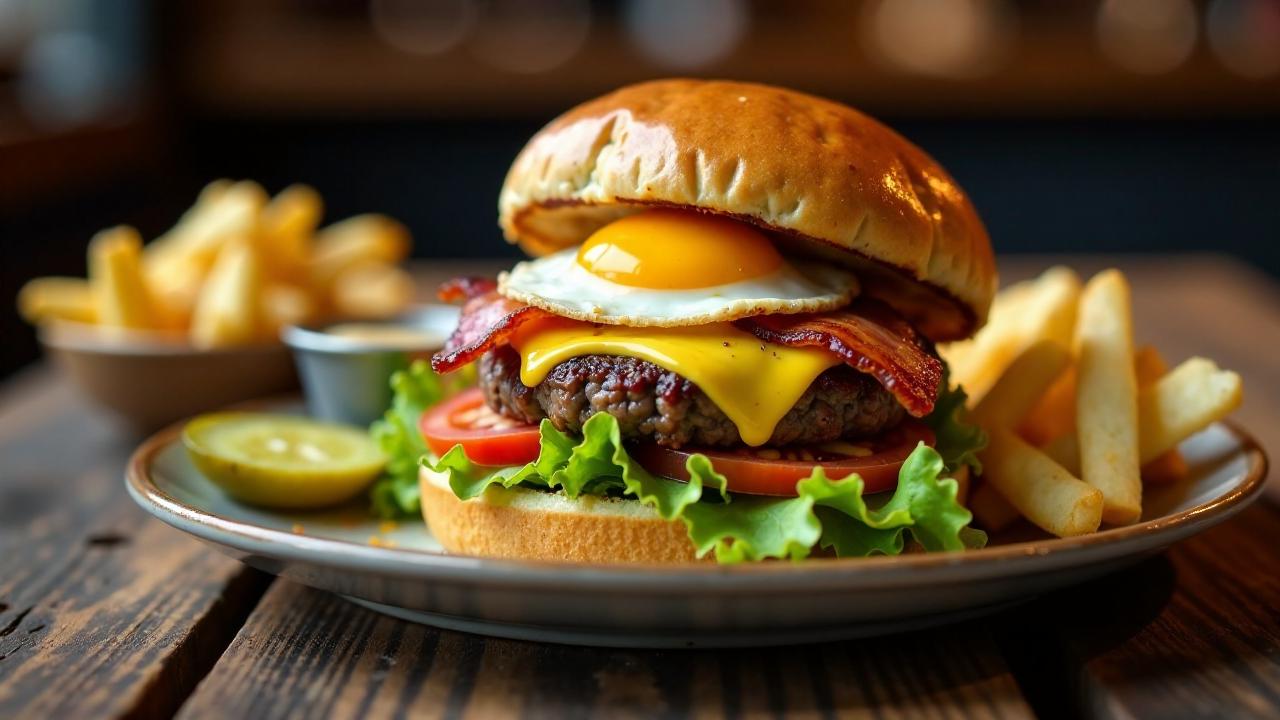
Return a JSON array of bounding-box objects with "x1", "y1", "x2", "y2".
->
[{"x1": 2, "y1": 0, "x2": 1279, "y2": 380}]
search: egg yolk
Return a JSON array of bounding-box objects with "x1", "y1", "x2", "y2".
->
[{"x1": 576, "y1": 209, "x2": 783, "y2": 289}]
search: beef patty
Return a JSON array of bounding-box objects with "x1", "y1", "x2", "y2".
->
[{"x1": 478, "y1": 346, "x2": 909, "y2": 448}]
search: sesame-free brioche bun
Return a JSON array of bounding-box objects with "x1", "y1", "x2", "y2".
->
[
  {"x1": 420, "y1": 466, "x2": 705, "y2": 564},
  {"x1": 498, "y1": 79, "x2": 996, "y2": 341}
]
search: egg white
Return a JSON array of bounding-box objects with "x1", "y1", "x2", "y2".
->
[{"x1": 497, "y1": 248, "x2": 859, "y2": 327}]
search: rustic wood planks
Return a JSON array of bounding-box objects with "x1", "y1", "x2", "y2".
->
[
  {"x1": 177, "y1": 581, "x2": 1033, "y2": 719},
  {"x1": 0, "y1": 368, "x2": 271, "y2": 718}
]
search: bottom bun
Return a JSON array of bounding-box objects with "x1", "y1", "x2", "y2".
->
[{"x1": 419, "y1": 466, "x2": 706, "y2": 564}]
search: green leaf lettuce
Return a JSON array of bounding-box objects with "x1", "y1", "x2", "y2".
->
[
  {"x1": 424, "y1": 412, "x2": 986, "y2": 563},
  {"x1": 368, "y1": 361, "x2": 473, "y2": 518}
]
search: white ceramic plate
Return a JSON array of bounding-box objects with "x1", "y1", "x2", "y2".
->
[{"x1": 126, "y1": 418, "x2": 1267, "y2": 648}]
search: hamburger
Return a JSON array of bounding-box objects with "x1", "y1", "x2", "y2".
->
[{"x1": 372, "y1": 79, "x2": 995, "y2": 564}]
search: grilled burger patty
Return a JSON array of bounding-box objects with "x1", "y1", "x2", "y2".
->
[{"x1": 478, "y1": 346, "x2": 910, "y2": 448}]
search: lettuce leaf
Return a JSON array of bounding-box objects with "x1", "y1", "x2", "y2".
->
[
  {"x1": 924, "y1": 378, "x2": 986, "y2": 474},
  {"x1": 424, "y1": 412, "x2": 985, "y2": 563},
  {"x1": 368, "y1": 361, "x2": 473, "y2": 518}
]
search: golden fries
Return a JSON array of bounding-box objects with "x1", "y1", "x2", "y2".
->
[
  {"x1": 1031, "y1": 357, "x2": 1241, "y2": 476},
  {"x1": 1074, "y1": 270, "x2": 1142, "y2": 525},
  {"x1": 330, "y1": 262, "x2": 415, "y2": 319},
  {"x1": 981, "y1": 429, "x2": 1103, "y2": 537},
  {"x1": 18, "y1": 180, "x2": 416, "y2": 348},
  {"x1": 263, "y1": 284, "x2": 319, "y2": 333},
  {"x1": 89, "y1": 226, "x2": 162, "y2": 331},
  {"x1": 972, "y1": 340, "x2": 1072, "y2": 431},
  {"x1": 944, "y1": 266, "x2": 1080, "y2": 403},
  {"x1": 17, "y1": 277, "x2": 97, "y2": 325},
  {"x1": 1142, "y1": 451, "x2": 1189, "y2": 485},
  {"x1": 1018, "y1": 365, "x2": 1076, "y2": 446},
  {"x1": 191, "y1": 239, "x2": 264, "y2": 348},
  {"x1": 1138, "y1": 357, "x2": 1243, "y2": 463},
  {"x1": 1132, "y1": 346, "x2": 1187, "y2": 483},
  {"x1": 969, "y1": 482, "x2": 1022, "y2": 533},
  {"x1": 310, "y1": 214, "x2": 411, "y2": 290},
  {"x1": 259, "y1": 184, "x2": 323, "y2": 283},
  {"x1": 958, "y1": 266, "x2": 1241, "y2": 538}
]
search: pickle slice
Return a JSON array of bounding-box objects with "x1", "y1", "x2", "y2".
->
[{"x1": 183, "y1": 413, "x2": 386, "y2": 509}]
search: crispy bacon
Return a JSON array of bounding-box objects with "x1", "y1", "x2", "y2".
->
[
  {"x1": 433, "y1": 290, "x2": 942, "y2": 417},
  {"x1": 431, "y1": 291, "x2": 552, "y2": 374},
  {"x1": 735, "y1": 299, "x2": 942, "y2": 417},
  {"x1": 437, "y1": 276, "x2": 499, "y2": 303}
]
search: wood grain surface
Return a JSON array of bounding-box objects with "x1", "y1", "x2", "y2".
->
[
  {"x1": 0, "y1": 367, "x2": 271, "y2": 718},
  {"x1": 177, "y1": 581, "x2": 1032, "y2": 720},
  {"x1": 0, "y1": 255, "x2": 1276, "y2": 719}
]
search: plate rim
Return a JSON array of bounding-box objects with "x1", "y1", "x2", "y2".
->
[{"x1": 126, "y1": 417, "x2": 1269, "y2": 593}]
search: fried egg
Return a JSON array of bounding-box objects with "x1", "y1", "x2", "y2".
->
[{"x1": 498, "y1": 209, "x2": 858, "y2": 327}]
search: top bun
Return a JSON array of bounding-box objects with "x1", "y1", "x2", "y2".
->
[{"x1": 498, "y1": 79, "x2": 997, "y2": 341}]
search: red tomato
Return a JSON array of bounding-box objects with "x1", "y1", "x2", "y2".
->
[
  {"x1": 630, "y1": 421, "x2": 935, "y2": 497},
  {"x1": 419, "y1": 388, "x2": 541, "y2": 466}
]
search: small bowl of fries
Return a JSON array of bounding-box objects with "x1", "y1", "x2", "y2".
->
[
  {"x1": 944, "y1": 267, "x2": 1245, "y2": 538},
  {"x1": 18, "y1": 180, "x2": 418, "y2": 431}
]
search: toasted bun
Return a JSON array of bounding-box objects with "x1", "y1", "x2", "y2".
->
[
  {"x1": 498, "y1": 79, "x2": 996, "y2": 341},
  {"x1": 420, "y1": 466, "x2": 705, "y2": 564}
]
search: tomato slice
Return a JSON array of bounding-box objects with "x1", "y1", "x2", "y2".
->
[
  {"x1": 419, "y1": 388, "x2": 541, "y2": 466},
  {"x1": 630, "y1": 421, "x2": 935, "y2": 497}
]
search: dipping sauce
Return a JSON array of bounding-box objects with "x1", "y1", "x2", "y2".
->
[{"x1": 324, "y1": 323, "x2": 444, "y2": 349}]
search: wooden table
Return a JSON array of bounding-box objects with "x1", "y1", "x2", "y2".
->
[{"x1": 1, "y1": 255, "x2": 1277, "y2": 719}]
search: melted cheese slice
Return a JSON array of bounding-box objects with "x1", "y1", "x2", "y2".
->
[{"x1": 511, "y1": 321, "x2": 839, "y2": 446}]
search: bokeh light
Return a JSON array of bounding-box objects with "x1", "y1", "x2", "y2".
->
[
  {"x1": 623, "y1": 0, "x2": 748, "y2": 70},
  {"x1": 1096, "y1": 0, "x2": 1198, "y2": 74},
  {"x1": 861, "y1": 0, "x2": 1015, "y2": 79},
  {"x1": 18, "y1": 30, "x2": 113, "y2": 128},
  {"x1": 370, "y1": 0, "x2": 476, "y2": 57},
  {"x1": 1207, "y1": 0, "x2": 1280, "y2": 78},
  {"x1": 468, "y1": 0, "x2": 590, "y2": 74}
]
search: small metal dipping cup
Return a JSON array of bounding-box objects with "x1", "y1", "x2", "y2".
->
[{"x1": 282, "y1": 304, "x2": 460, "y2": 427}]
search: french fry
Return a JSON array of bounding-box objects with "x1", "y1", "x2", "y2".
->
[
  {"x1": 969, "y1": 482, "x2": 1022, "y2": 532},
  {"x1": 1138, "y1": 357, "x2": 1243, "y2": 463},
  {"x1": 1020, "y1": 345, "x2": 1178, "y2": 450},
  {"x1": 1142, "y1": 451, "x2": 1189, "y2": 485},
  {"x1": 144, "y1": 180, "x2": 268, "y2": 324},
  {"x1": 190, "y1": 238, "x2": 264, "y2": 348},
  {"x1": 1075, "y1": 270, "x2": 1142, "y2": 525},
  {"x1": 17, "y1": 277, "x2": 97, "y2": 324},
  {"x1": 1018, "y1": 365, "x2": 1077, "y2": 446},
  {"x1": 310, "y1": 215, "x2": 410, "y2": 290},
  {"x1": 147, "y1": 181, "x2": 266, "y2": 275},
  {"x1": 946, "y1": 266, "x2": 1081, "y2": 403},
  {"x1": 1037, "y1": 356, "x2": 1242, "y2": 480},
  {"x1": 968, "y1": 340, "x2": 1071, "y2": 531},
  {"x1": 972, "y1": 340, "x2": 1072, "y2": 431},
  {"x1": 1133, "y1": 345, "x2": 1166, "y2": 387},
  {"x1": 980, "y1": 429, "x2": 1103, "y2": 537},
  {"x1": 263, "y1": 284, "x2": 319, "y2": 333},
  {"x1": 1132, "y1": 346, "x2": 1187, "y2": 484},
  {"x1": 259, "y1": 184, "x2": 323, "y2": 283},
  {"x1": 330, "y1": 262, "x2": 415, "y2": 319},
  {"x1": 89, "y1": 226, "x2": 160, "y2": 331},
  {"x1": 16, "y1": 179, "x2": 417, "y2": 351},
  {"x1": 1042, "y1": 432, "x2": 1080, "y2": 476}
]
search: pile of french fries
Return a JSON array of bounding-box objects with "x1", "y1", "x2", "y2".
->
[
  {"x1": 17, "y1": 180, "x2": 415, "y2": 348},
  {"x1": 943, "y1": 267, "x2": 1244, "y2": 537}
]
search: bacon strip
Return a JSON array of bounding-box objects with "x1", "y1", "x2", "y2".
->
[
  {"x1": 735, "y1": 299, "x2": 942, "y2": 417},
  {"x1": 437, "y1": 276, "x2": 499, "y2": 303},
  {"x1": 433, "y1": 288, "x2": 942, "y2": 417},
  {"x1": 432, "y1": 291, "x2": 552, "y2": 374}
]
